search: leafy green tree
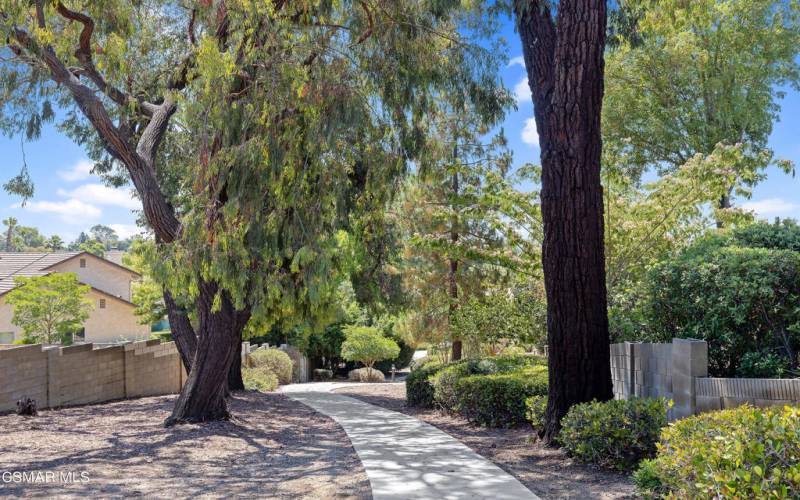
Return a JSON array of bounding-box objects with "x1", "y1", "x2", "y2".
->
[
  {"x1": 340, "y1": 325, "x2": 400, "y2": 371},
  {"x1": 5, "y1": 273, "x2": 93, "y2": 344},
  {"x1": 2, "y1": 217, "x2": 16, "y2": 251},
  {"x1": 46, "y1": 235, "x2": 63, "y2": 251},
  {"x1": 604, "y1": 0, "x2": 800, "y2": 223},
  {"x1": 78, "y1": 239, "x2": 105, "y2": 257},
  {"x1": 123, "y1": 239, "x2": 167, "y2": 327},
  {"x1": 0, "y1": 1, "x2": 504, "y2": 423},
  {"x1": 89, "y1": 224, "x2": 119, "y2": 249}
]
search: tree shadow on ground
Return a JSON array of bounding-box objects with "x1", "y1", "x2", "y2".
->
[{"x1": 0, "y1": 392, "x2": 370, "y2": 499}]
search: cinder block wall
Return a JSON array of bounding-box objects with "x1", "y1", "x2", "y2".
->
[
  {"x1": 0, "y1": 345, "x2": 49, "y2": 412},
  {"x1": 611, "y1": 338, "x2": 799, "y2": 418},
  {"x1": 0, "y1": 340, "x2": 187, "y2": 413}
]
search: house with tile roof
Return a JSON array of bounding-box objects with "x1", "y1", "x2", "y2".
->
[{"x1": 0, "y1": 251, "x2": 151, "y2": 344}]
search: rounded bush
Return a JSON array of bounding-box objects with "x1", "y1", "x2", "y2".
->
[
  {"x1": 348, "y1": 367, "x2": 385, "y2": 382},
  {"x1": 242, "y1": 366, "x2": 279, "y2": 392},
  {"x1": 454, "y1": 365, "x2": 548, "y2": 427},
  {"x1": 524, "y1": 395, "x2": 547, "y2": 432},
  {"x1": 248, "y1": 348, "x2": 294, "y2": 385},
  {"x1": 559, "y1": 398, "x2": 669, "y2": 471},
  {"x1": 635, "y1": 404, "x2": 800, "y2": 498},
  {"x1": 405, "y1": 361, "x2": 444, "y2": 407}
]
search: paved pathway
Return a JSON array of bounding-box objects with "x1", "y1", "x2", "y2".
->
[{"x1": 281, "y1": 382, "x2": 538, "y2": 500}]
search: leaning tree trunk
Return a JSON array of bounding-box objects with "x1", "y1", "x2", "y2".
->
[
  {"x1": 516, "y1": 0, "x2": 613, "y2": 443},
  {"x1": 165, "y1": 282, "x2": 251, "y2": 426},
  {"x1": 163, "y1": 289, "x2": 197, "y2": 373},
  {"x1": 227, "y1": 330, "x2": 245, "y2": 391}
]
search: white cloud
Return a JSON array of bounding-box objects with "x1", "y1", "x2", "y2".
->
[
  {"x1": 57, "y1": 184, "x2": 141, "y2": 210},
  {"x1": 514, "y1": 76, "x2": 531, "y2": 103},
  {"x1": 508, "y1": 55, "x2": 525, "y2": 68},
  {"x1": 24, "y1": 199, "x2": 102, "y2": 225},
  {"x1": 741, "y1": 198, "x2": 800, "y2": 217},
  {"x1": 58, "y1": 159, "x2": 95, "y2": 182},
  {"x1": 109, "y1": 223, "x2": 143, "y2": 240},
  {"x1": 521, "y1": 118, "x2": 539, "y2": 146}
]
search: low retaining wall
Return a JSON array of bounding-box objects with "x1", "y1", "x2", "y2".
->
[
  {"x1": 611, "y1": 338, "x2": 800, "y2": 418},
  {"x1": 0, "y1": 340, "x2": 187, "y2": 413}
]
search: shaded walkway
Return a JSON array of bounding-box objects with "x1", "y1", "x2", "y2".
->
[{"x1": 282, "y1": 383, "x2": 539, "y2": 500}]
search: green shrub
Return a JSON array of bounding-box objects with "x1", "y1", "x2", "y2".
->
[
  {"x1": 431, "y1": 355, "x2": 543, "y2": 412},
  {"x1": 374, "y1": 338, "x2": 415, "y2": 373},
  {"x1": 406, "y1": 360, "x2": 445, "y2": 407},
  {"x1": 524, "y1": 395, "x2": 547, "y2": 432},
  {"x1": 248, "y1": 348, "x2": 294, "y2": 385},
  {"x1": 242, "y1": 366, "x2": 279, "y2": 392},
  {"x1": 560, "y1": 398, "x2": 668, "y2": 471},
  {"x1": 646, "y1": 241, "x2": 800, "y2": 376},
  {"x1": 737, "y1": 350, "x2": 788, "y2": 378},
  {"x1": 454, "y1": 365, "x2": 548, "y2": 427},
  {"x1": 636, "y1": 404, "x2": 800, "y2": 498},
  {"x1": 340, "y1": 325, "x2": 400, "y2": 369},
  {"x1": 150, "y1": 330, "x2": 173, "y2": 342}
]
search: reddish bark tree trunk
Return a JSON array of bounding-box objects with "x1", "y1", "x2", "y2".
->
[{"x1": 516, "y1": 0, "x2": 613, "y2": 443}]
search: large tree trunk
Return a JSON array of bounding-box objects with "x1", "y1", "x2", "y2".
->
[
  {"x1": 227, "y1": 330, "x2": 245, "y2": 391},
  {"x1": 165, "y1": 282, "x2": 250, "y2": 426},
  {"x1": 163, "y1": 289, "x2": 197, "y2": 373},
  {"x1": 516, "y1": 0, "x2": 613, "y2": 443}
]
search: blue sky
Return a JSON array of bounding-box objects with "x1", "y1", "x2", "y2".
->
[{"x1": 2, "y1": 18, "x2": 799, "y2": 243}]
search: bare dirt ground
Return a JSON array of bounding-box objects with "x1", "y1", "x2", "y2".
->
[
  {"x1": 0, "y1": 391, "x2": 371, "y2": 499},
  {"x1": 334, "y1": 383, "x2": 637, "y2": 500}
]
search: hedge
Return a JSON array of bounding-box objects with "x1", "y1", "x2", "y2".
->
[
  {"x1": 634, "y1": 404, "x2": 800, "y2": 498},
  {"x1": 405, "y1": 360, "x2": 446, "y2": 407},
  {"x1": 560, "y1": 398, "x2": 668, "y2": 471},
  {"x1": 453, "y1": 365, "x2": 548, "y2": 427}
]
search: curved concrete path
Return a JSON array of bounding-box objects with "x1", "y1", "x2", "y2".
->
[{"x1": 281, "y1": 382, "x2": 538, "y2": 500}]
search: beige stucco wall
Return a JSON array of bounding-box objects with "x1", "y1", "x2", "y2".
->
[
  {"x1": 49, "y1": 254, "x2": 138, "y2": 302},
  {"x1": 83, "y1": 289, "x2": 151, "y2": 343},
  {"x1": 0, "y1": 290, "x2": 150, "y2": 344}
]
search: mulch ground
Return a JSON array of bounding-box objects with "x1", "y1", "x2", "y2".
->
[
  {"x1": 334, "y1": 383, "x2": 637, "y2": 500},
  {"x1": 0, "y1": 391, "x2": 371, "y2": 499}
]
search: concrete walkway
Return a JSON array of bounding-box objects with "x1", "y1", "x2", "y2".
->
[{"x1": 281, "y1": 382, "x2": 538, "y2": 500}]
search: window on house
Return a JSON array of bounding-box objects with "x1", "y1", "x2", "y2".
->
[
  {"x1": 80, "y1": 258, "x2": 86, "y2": 268},
  {"x1": 99, "y1": 298, "x2": 106, "y2": 309}
]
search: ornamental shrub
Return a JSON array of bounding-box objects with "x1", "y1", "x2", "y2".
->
[
  {"x1": 524, "y1": 395, "x2": 547, "y2": 432},
  {"x1": 406, "y1": 360, "x2": 446, "y2": 407},
  {"x1": 432, "y1": 355, "x2": 543, "y2": 412},
  {"x1": 248, "y1": 348, "x2": 294, "y2": 385},
  {"x1": 454, "y1": 365, "x2": 548, "y2": 427},
  {"x1": 242, "y1": 366, "x2": 279, "y2": 392},
  {"x1": 635, "y1": 405, "x2": 800, "y2": 498},
  {"x1": 646, "y1": 245, "x2": 800, "y2": 376},
  {"x1": 340, "y1": 325, "x2": 400, "y2": 369},
  {"x1": 559, "y1": 398, "x2": 669, "y2": 471}
]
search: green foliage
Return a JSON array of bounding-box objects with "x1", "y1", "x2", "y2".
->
[
  {"x1": 732, "y1": 218, "x2": 800, "y2": 252},
  {"x1": 646, "y1": 239, "x2": 800, "y2": 376},
  {"x1": 150, "y1": 330, "x2": 173, "y2": 343},
  {"x1": 374, "y1": 339, "x2": 415, "y2": 373},
  {"x1": 78, "y1": 240, "x2": 106, "y2": 258},
  {"x1": 454, "y1": 365, "x2": 548, "y2": 427},
  {"x1": 559, "y1": 398, "x2": 669, "y2": 471},
  {"x1": 406, "y1": 361, "x2": 445, "y2": 407},
  {"x1": 340, "y1": 325, "x2": 400, "y2": 369},
  {"x1": 242, "y1": 367, "x2": 279, "y2": 393},
  {"x1": 636, "y1": 405, "x2": 800, "y2": 498},
  {"x1": 123, "y1": 239, "x2": 168, "y2": 326},
  {"x1": 524, "y1": 395, "x2": 547, "y2": 433},
  {"x1": 451, "y1": 285, "x2": 547, "y2": 353},
  {"x1": 5, "y1": 273, "x2": 93, "y2": 344},
  {"x1": 247, "y1": 349, "x2": 293, "y2": 386},
  {"x1": 431, "y1": 355, "x2": 543, "y2": 412},
  {"x1": 738, "y1": 351, "x2": 788, "y2": 378}
]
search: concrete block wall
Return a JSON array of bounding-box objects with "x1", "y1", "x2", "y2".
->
[
  {"x1": 0, "y1": 340, "x2": 187, "y2": 413},
  {"x1": 612, "y1": 338, "x2": 798, "y2": 418},
  {"x1": 0, "y1": 344, "x2": 49, "y2": 412}
]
